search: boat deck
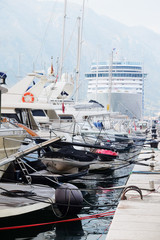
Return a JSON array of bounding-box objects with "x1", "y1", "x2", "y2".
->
[
  {"x1": 0, "y1": 183, "x2": 55, "y2": 218},
  {"x1": 106, "y1": 143, "x2": 160, "y2": 240}
]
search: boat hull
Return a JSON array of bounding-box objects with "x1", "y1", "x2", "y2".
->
[
  {"x1": 0, "y1": 133, "x2": 26, "y2": 178},
  {"x1": 0, "y1": 183, "x2": 55, "y2": 218}
]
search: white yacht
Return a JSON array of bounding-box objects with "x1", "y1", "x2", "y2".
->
[
  {"x1": 0, "y1": 71, "x2": 129, "y2": 142},
  {"x1": 0, "y1": 84, "x2": 26, "y2": 179},
  {"x1": 85, "y1": 60, "x2": 147, "y2": 119},
  {"x1": 1, "y1": 72, "x2": 74, "y2": 140}
]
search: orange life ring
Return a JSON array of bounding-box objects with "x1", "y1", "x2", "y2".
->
[{"x1": 22, "y1": 92, "x2": 34, "y2": 103}]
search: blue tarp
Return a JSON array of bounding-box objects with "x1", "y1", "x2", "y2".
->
[{"x1": 93, "y1": 121, "x2": 104, "y2": 129}]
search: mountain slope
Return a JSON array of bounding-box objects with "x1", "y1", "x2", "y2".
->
[{"x1": 0, "y1": 0, "x2": 160, "y2": 115}]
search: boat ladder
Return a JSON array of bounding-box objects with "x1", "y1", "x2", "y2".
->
[{"x1": 16, "y1": 159, "x2": 32, "y2": 184}]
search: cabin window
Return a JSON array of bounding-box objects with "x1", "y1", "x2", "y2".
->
[
  {"x1": 60, "y1": 116, "x2": 73, "y2": 120},
  {"x1": 32, "y1": 110, "x2": 46, "y2": 117},
  {"x1": 1, "y1": 113, "x2": 20, "y2": 123}
]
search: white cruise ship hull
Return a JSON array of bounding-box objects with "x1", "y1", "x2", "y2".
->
[{"x1": 87, "y1": 92, "x2": 142, "y2": 119}]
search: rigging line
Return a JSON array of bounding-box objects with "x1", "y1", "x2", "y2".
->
[
  {"x1": 21, "y1": 194, "x2": 56, "y2": 205},
  {"x1": 78, "y1": 174, "x2": 130, "y2": 181},
  {"x1": 116, "y1": 156, "x2": 153, "y2": 164},
  {"x1": 0, "y1": 186, "x2": 15, "y2": 194},
  {"x1": 83, "y1": 204, "x2": 117, "y2": 208},
  {"x1": 33, "y1": 0, "x2": 59, "y2": 65},
  {"x1": 3, "y1": 137, "x2": 26, "y2": 143},
  {"x1": 117, "y1": 152, "x2": 140, "y2": 161},
  {"x1": 3, "y1": 137, "x2": 8, "y2": 159},
  {"x1": 112, "y1": 162, "x2": 132, "y2": 171},
  {"x1": 63, "y1": 17, "x2": 78, "y2": 61},
  {"x1": 22, "y1": 155, "x2": 38, "y2": 160},
  {"x1": 97, "y1": 222, "x2": 111, "y2": 240},
  {"x1": 50, "y1": 122, "x2": 76, "y2": 131},
  {"x1": 22, "y1": 160, "x2": 60, "y2": 185},
  {"x1": 82, "y1": 198, "x2": 117, "y2": 208}
]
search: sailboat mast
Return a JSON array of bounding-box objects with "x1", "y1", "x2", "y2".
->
[
  {"x1": 75, "y1": 16, "x2": 81, "y2": 102},
  {"x1": 107, "y1": 50, "x2": 113, "y2": 111},
  {"x1": 80, "y1": 0, "x2": 85, "y2": 55},
  {"x1": 75, "y1": 0, "x2": 85, "y2": 102},
  {"x1": 59, "y1": 0, "x2": 67, "y2": 81}
]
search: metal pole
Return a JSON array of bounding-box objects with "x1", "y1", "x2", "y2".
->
[
  {"x1": 59, "y1": 0, "x2": 67, "y2": 81},
  {"x1": 75, "y1": 16, "x2": 81, "y2": 102},
  {"x1": 107, "y1": 50, "x2": 113, "y2": 111}
]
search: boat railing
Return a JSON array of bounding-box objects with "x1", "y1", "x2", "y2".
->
[{"x1": 37, "y1": 118, "x2": 79, "y2": 135}]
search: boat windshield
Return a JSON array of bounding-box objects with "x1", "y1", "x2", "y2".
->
[{"x1": 31, "y1": 110, "x2": 46, "y2": 117}]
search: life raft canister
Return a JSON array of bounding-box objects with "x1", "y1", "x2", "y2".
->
[{"x1": 22, "y1": 92, "x2": 34, "y2": 103}]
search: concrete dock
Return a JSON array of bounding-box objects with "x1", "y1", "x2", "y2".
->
[{"x1": 106, "y1": 144, "x2": 160, "y2": 240}]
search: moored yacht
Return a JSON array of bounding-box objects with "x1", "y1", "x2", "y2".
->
[{"x1": 0, "y1": 83, "x2": 26, "y2": 179}]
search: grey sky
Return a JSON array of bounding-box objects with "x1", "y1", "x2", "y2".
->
[{"x1": 68, "y1": 0, "x2": 160, "y2": 34}]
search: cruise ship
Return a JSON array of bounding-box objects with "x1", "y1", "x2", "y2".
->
[{"x1": 85, "y1": 60, "x2": 147, "y2": 119}]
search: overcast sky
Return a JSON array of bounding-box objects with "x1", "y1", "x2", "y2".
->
[{"x1": 68, "y1": 0, "x2": 160, "y2": 34}]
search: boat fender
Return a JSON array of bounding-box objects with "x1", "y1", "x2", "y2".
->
[
  {"x1": 55, "y1": 183, "x2": 83, "y2": 216},
  {"x1": 22, "y1": 92, "x2": 34, "y2": 103}
]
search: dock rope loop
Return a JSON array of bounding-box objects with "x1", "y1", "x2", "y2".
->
[{"x1": 121, "y1": 185, "x2": 143, "y2": 200}]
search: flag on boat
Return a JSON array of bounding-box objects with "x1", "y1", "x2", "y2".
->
[
  {"x1": 55, "y1": 74, "x2": 58, "y2": 82},
  {"x1": 62, "y1": 102, "x2": 65, "y2": 113},
  {"x1": 61, "y1": 91, "x2": 68, "y2": 96},
  {"x1": 0, "y1": 72, "x2": 7, "y2": 84},
  {"x1": 49, "y1": 56, "x2": 54, "y2": 76},
  {"x1": 51, "y1": 63, "x2": 54, "y2": 75},
  {"x1": 134, "y1": 121, "x2": 137, "y2": 131}
]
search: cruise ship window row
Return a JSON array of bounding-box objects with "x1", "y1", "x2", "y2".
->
[
  {"x1": 88, "y1": 87, "x2": 143, "y2": 90},
  {"x1": 85, "y1": 73, "x2": 144, "y2": 78},
  {"x1": 91, "y1": 70, "x2": 142, "y2": 74},
  {"x1": 88, "y1": 81, "x2": 143, "y2": 85},
  {"x1": 91, "y1": 66, "x2": 142, "y2": 71},
  {"x1": 88, "y1": 78, "x2": 143, "y2": 82},
  {"x1": 88, "y1": 87, "x2": 142, "y2": 91}
]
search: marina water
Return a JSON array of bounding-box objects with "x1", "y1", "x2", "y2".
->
[{"x1": 1, "y1": 150, "x2": 139, "y2": 240}]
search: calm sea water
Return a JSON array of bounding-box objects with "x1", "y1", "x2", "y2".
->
[{"x1": 1, "y1": 151, "x2": 138, "y2": 240}]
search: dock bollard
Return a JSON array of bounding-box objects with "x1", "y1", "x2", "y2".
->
[
  {"x1": 150, "y1": 161, "x2": 155, "y2": 171},
  {"x1": 149, "y1": 180, "x2": 155, "y2": 191}
]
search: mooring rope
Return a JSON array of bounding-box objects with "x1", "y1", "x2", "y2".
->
[{"x1": 0, "y1": 211, "x2": 115, "y2": 231}]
